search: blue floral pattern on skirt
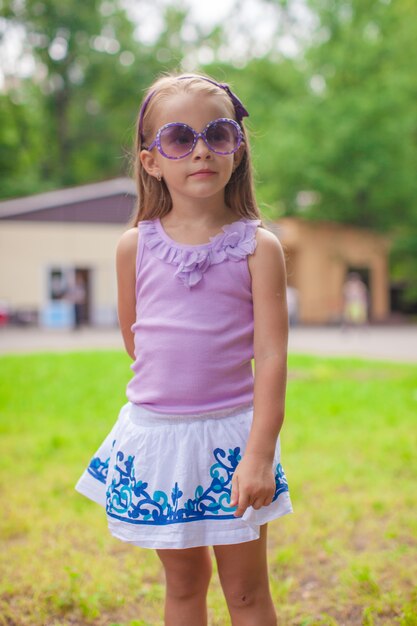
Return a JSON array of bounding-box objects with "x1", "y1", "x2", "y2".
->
[
  {"x1": 87, "y1": 455, "x2": 109, "y2": 484},
  {"x1": 87, "y1": 444, "x2": 289, "y2": 526}
]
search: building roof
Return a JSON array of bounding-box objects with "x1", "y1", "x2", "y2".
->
[{"x1": 0, "y1": 177, "x2": 136, "y2": 220}]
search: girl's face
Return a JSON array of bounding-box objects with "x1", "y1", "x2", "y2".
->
[{"x1": 140, "y1": 92, "x2": 244, "y2": 210}]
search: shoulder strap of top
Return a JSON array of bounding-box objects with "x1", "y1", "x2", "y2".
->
[{"x1": 135, "y1": 220, "x2": 148, "y2": 281}]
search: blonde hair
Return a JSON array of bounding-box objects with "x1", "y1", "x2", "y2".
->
[{"x1": 127, "y1": 71, "x2": 265, "y2": 228}]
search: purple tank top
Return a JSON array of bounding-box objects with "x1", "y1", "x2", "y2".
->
[{"x1": 125, "y1": 216, "x2": 261, "y2": 414}]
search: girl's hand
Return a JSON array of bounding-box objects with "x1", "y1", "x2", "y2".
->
[{"x1": 229, "y1": 453, "x2": 276, "y2": 517}]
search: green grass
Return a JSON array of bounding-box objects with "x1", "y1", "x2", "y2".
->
[{"x1": 0, "y1": 351, "x2": 416, "y2": 625}]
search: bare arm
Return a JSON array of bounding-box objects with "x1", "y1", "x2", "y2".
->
[
  {"x1": 115, "y1": 227, "x2": 138, "y2": 360},
  {"x1": 230, "y1": 228, "x2": 289, "y2": 516}
]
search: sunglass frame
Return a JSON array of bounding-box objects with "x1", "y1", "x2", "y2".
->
[{"x1": 146, "y1": 118, "x2": 244, "y2": 160}]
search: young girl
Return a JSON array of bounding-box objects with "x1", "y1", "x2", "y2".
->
[{"x1": 75, "y1": 72, "x2": 293, "y2": 626}]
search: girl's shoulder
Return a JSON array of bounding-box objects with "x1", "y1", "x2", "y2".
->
[
  {"x1": 248, "y1": 225, "x2": 286, "y2": 279},
  {"x1": 253, "y1": 223, "x2": 284, "y2": 252},
  {"x1": 117, "y1": 226, "x2": 138, "y2": 247},
  {"x1": 115, "y1": 227, "x2": 138, "y2": 269}
]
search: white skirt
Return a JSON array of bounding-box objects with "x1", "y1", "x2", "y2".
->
[{"x1": 74, "y1": 401, "x2": 293, "y2": 550}]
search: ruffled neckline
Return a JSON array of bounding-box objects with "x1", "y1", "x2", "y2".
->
[{"x1": 140, "y1": 216, "x2": 261, "y2": 289}]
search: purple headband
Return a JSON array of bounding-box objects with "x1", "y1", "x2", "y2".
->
[{"x1": 138, "y1": 75, "x2": 249, "y2": 144}]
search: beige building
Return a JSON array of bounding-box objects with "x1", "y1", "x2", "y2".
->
[
  {"x1": 0, "y1": 178, "x2": 392, "y2": 327},
  {"x1": 0, "y1": 178, "x2": 136, "y2": 328},
  {"x1": 271, "y1": 217, "x2": 391, "y2": 324}
]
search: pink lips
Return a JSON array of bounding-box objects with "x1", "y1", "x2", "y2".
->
[{"x1": 190, "y1": 169, "x2": 216, "y2": 177}]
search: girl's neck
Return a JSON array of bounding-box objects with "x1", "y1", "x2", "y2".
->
[{"x1": 167, "y1": 195, "x2": 237, "y2": 228}]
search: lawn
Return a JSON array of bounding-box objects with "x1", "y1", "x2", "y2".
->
[{"x1": 0, "y1": 350, "x2": 416, "y2": 626}]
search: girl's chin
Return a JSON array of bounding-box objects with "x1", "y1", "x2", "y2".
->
[{"x1": 167, "y1": 185, "x2": 227, "y2": 203}]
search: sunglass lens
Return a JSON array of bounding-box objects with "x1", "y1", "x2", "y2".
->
[
  {"x1": 160, "y1": 124, "x2": 194, "y2": 158},
  {"x1": 206, "y1": 121, "x2": 239, "y2": 154}
]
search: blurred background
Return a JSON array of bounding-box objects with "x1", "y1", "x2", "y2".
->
[
  {"x1": 0, "y1": 0, "x2": 416, "y2": 333},
  {"x1": 1, "y1": 6, "x2": 417, "y2": 624}
]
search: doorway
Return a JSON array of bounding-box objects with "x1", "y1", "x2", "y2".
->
[
  {"x1": 71, "y1": 268, "x2": 91, "y2": 326},
  {"x1": 345, "y1": 266, "x2": 372, "y2": 321},
  {"x1": 44, "y1": 266, "x2": 92, "y2": 328}
]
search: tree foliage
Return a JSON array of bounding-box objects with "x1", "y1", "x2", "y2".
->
[
  {"x1": 0, "y1": 0, "x2": 190, "y2": 191},
  {"x1": 302, "y1": 0, "x2": 417, "y2": 294}
]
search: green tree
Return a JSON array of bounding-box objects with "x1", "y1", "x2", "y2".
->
[
  {"x1": 0, "y1": 89, "x2": 46, "y2": 197},
  {"x1": 300, "y1": 0, "x2": 417, "y2": 299},
  {"x1": 0, "y1": 1, "x2": 201, "y2": 193},
  {"x1": 297, "y1": 0, "x2": 417, "y2": 231}
]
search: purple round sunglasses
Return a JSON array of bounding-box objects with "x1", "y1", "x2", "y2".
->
[
  {"x1": 138, "y1": 75, "x2": 249, "y2": 145},
  {"x1": 146, "y1": 117, "x2": 243, "y2": 160}
]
